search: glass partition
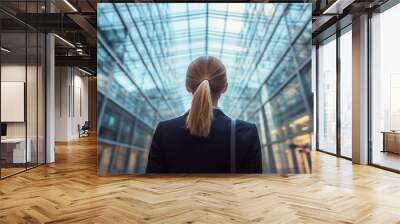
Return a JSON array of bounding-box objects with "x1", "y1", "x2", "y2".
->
[
  {"x1": 27, "y1": 31, "x2": 38, "y2": 169},
  {"x1": 0, "y1": 1, "x2": 46, "y2": 179},
  {"x1": 38, "y1": 32, "x2": 46, "y2": 165},
  {"x1": 1, "y1": 30, "x2": 27, "y2": 177}
]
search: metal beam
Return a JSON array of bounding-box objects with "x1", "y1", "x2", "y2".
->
[
  {"x1": 186, "y1": 3, "x2": 193, "y2": 61},
  {"x1": 218, "y1": 4, "x2": 229, "y2": 59},
  {"x1": 98, "y1": 31, "x2": 165, "y2": 120},
  {"x1": 234, "y1": 14, "x2": 312, "y2": 117},
  {"x1": 125, "y1": 4, "x2": 179, "y2": 114},
  {"x1": 205, "y1": 3, "x2": 209, "y2": 56},
  {"x1": 228, "y1": 4, "x2": 290, "y2": 115},
  {"x1": 138, "y1": 4, "x2": 174, "y2": 85},
  {"x1": 234, "y1": 5, "x2": 267, "y2": 69},
  {"x1": 112, "y1": 3, "x2": 178, "y2": 117},
  {"x1": 67, "y1": 13, "x2": 97, "y2": 38},
  {"x1": 228, "y1": 5, "x2": 279, "y2": 101},
  {"x1": 55, "y1": 55, "x2": 96, "y2": 69},
  {"x1": 283, "y1": 9, "x2": 313, "y2": 119},
  {"x1": 245, "y1": 58, "x2": 311, "y2": 120}
]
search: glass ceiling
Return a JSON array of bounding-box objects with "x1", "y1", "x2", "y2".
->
[{"x1": 97, "y1": 3, "x2": 311, "y2": 126}]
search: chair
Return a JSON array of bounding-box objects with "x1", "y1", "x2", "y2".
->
[{"x1": 78, "y1": 121, "x2": 90, "y2": 138}]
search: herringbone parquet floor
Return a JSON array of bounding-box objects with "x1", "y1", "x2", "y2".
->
[{"x1": 1, "y1": 136, "x2": 400, "y2": 224}]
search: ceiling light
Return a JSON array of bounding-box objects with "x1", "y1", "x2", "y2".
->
[
  {"x1": 78, "y1": 67, "x2": 93, "y2": 76},
  {"x1": 76, "y1": 48, "x2": 85, "y2": 55},
  {"x1": 54, "y1": 34, "x2": 75, "y2": 48},
  {"x1": 323, "y1": 0, "x2": 341, "y2": 14},
  {"x1": 63, "y1": 0, "x2": 78, "y2": 12},
  {"x1": 1, "y1": 47, "x2": 11, "y2": 53},
  {"x1": 322, "y1": 0, "x2": 354, "y2": 15}
]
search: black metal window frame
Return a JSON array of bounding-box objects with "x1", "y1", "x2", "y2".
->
[{"x1": 315, "y1": 20, "x2": 352, "y2": 161}]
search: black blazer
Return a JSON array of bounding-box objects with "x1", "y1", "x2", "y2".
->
[{"x1": 145, "y1": 108, "x2": 262, "y2": 173}]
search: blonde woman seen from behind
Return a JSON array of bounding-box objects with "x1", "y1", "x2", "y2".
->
[{"x1": 146, "y1": 56, "x2": 262, "y2": 173}]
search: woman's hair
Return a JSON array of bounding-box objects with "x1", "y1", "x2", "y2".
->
[{"x1": 185, "y1": 56, "x2": 227, "y2": 137}]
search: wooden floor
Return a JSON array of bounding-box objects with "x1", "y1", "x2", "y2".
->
[
  {"x1": 1, "y1": 136, "x2": 400, "y2": 224},
  {"x1": 0, "y1": 167, "x2": 26, "y2": 178},
  {"x1": 372, "y1": 151, "x2": 400, "y2": 171}
]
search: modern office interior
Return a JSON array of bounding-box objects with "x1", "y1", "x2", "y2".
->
[
  {"x1": 1, "y1": 0, "x2": 400, "y2": 223},
  {"x1": 0, "y1": 0, "x2": 96, "y2": 179}
]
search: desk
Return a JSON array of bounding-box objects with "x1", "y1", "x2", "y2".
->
[
  {"x1": 1, "y1": 138, "x2": 31, "y2": 163},
  {"x1": 382, "y1": 131, "x2": 400, "y2": 155}
]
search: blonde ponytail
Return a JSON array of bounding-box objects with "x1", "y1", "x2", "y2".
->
[
  {"x1": 186, "y1": 80, "x2": 213, "y2": 137},
  {"x1": 185, "y1": 56, "x2": 227, "y2": 137}
]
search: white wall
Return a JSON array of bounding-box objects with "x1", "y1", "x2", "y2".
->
[
  {"x1": 72, "y1": 73, "x2": 89, "y2": 138},
  {"x1": 55, "y1": 67, "x2": 89, "y2": 141},
  {"x1": 1, "y1": 65, "x2": 26, "y2": 139},
  {"x1": 1, "y1": 65, "x2": 39, "y2": 137},
  {"x1": 55, "y1": 66, "x2": 69, "y2": 141}
]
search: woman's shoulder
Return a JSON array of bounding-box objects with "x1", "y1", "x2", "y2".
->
[
  {"x1": 235, "y1": 119, "x2": 257, "y2": 130},
  {"x1": 233, "y1": 120, "x2": 259, "y2": 147},
  {"x1": 157, "y1": 114, "x2": 187, "y2": 129},
  {"x1": 234, "y1": 119, "x2": 258, "y2": 138}
]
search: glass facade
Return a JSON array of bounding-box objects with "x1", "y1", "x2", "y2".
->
[
  {"x1": 315, "y1": 0, "x2": 400, "y2": 172},
  {"x1": 371, "y1": 4, "x2": 400, "y2": 171},
  {"x1": 0, "y1": 0, "x2": 46, "y2": 179},
  {"x1": 97, "y1": 3, "x2": 312, "y2": 174},
  {"x1": 316, "y1": 28, "x2": 352, "y2": 158}
]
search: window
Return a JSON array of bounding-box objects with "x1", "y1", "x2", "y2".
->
[
  {"x1": 317, "y1": 37, "x2": 337, "y2": 154},
  {"x1": 371, "y1": 4, "x2": 400, "y2": 171},
  {"x1": 339, "y1": 29, "x2": 352, "y2": 158}
]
